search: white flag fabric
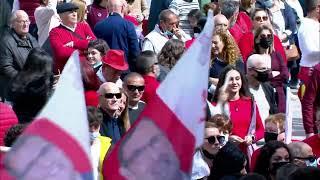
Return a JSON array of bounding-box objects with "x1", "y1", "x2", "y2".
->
[
  {"x1": 102, "y1": 11, "x2": 215, "y2": 180},
  {"x1": 157, "y1": 11, "x2": 214, "y2": 146},
  {"x1": 1, "y1": 51, "x2": 93, "y2": 179},
  {"x1": 285, "y1": 87, "x2": 293, "y2": 144}
]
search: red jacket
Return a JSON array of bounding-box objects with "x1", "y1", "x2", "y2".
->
[
  {"x1": 19, "y1": 0, "x2": 40, "y2": 24},
  {"x1": 238, "y1": 32, "x2": 287, "y2": 64},
  {"x1": 229, "y1": 12, "x2": 252, "y2": 44},
  {"x1": 0, "y1": 103, "x2": 18, "y2": 146},
  {"x1": 49, "y1": 22, "x2": 96, "y2": 73},
  {"x1": 141, "y1": 75, "x2": 160, "y2": 104},
  {"x1": 302, "y1": 64, "x2": 320, "y2": 134}
]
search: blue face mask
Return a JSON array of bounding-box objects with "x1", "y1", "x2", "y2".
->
[
  {"x1": 164, "y1": 30, "x2": 174, "y2": 37},
  {"x1": 306, "y1": 158, "x2": 318, "y2": 167},
  {"x1": 90, "y1": 131, "x2": 99, "y2": 142}
]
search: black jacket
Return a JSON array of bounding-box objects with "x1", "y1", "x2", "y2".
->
[
  {"x1": 261, "y1": 82, "x2": 278, "y2": 115},
  {"x1": 0, "y1": 28, "x2": 39, "y2": 99}
]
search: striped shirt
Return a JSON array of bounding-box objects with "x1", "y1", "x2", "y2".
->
[{"x1": 169, "y1": 0, "x2": 200, "y2": 37}]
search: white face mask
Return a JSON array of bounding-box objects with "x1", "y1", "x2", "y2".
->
[
  {"x1": 90, "y1": 131, "x2": 100, "y2": 142},
  {"x1": 306, "y1": 159, "x2": 318, "y2": 167}
]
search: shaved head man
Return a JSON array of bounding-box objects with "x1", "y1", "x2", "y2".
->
[
  {"x1": 214, "y1": 14, "x2": 229, "y2": 33},
  {"x1": 98, "y1": 82, "x2": 121, "y2": 117},
  {"x1": 108, "y1": 0, "x2": 127, "y2": 16},
  {"x1": 123, "y1": 72, "x2": 146, "y2": 124},
  {"x1": 288, "y1": 142, "x2": 316, "y2": 167},
  {"x1": 247, "y1": 54, "x2": 277, "y2": 122}
]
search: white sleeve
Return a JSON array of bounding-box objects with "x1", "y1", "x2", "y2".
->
[
  {"x1": 168, "y1": 0, "x2": 179, "y2": 15},
  {"x1": 12, "y1": 0, "x2": 20, "y2": 12},
  {"x1": 142, "y1": 38, "x2": 155, "y2": 53}
]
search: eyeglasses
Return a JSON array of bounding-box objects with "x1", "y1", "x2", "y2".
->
[
  {"x1": 254, "y1": 16, "x2": 268, "y2": 22},
  {"x1": 295, "y1": 156, "x2": 317, "y2": 162},
  {"x1": 205, "y1": 135, "x2": 225, "y2": 145},
  {"x1": 127, "y1": 85, "x2": 145, "y2": 92},
  {"x1": 16, "y1": 20, "x2": 30, "y2": 25},
  {"x1": 260, "y1": 34, "x2": 272, "y2": 39},
  {"x1": 104, "y1": 93, "x2": 122, "y2": 99}
]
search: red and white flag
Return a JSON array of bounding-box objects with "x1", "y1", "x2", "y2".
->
[
  {"x1": 102, "y1": 11, "x2": 214, "y2": 180},
  {"x1": 0, "y1": 51, "x2": 93, "y2": 179}
]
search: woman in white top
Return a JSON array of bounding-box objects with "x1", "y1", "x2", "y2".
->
[{"x1": 34, "y1": 0, "x2": 62, "y2": 47}]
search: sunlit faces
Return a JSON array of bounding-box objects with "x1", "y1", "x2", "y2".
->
[
  {"x1": 226, "y1": 70, "x2": 242, "y2": 94},
  {"x1": 12, "y1": 11, "x2": 30, "y2": 37},
  {"x1": 87, "y1": 48, "x2": 102, "y2": 65},
  {"x1": 160, "y1": 14, "x2": 179, "y2": 32},
  {"x1": 124, "y1": 77, "x2": 145, "y2": 103},
  {"x1": 203, "y1": 127, "x2": 222, "y2": 155},
  {"x1": 102, "y1": 65, "x2": 122, "y2": 83},
  {"x1": 214, "y1": 15, "x2": 229, "y2": 33},
  {"x1": 253, "y1": 10, "x2": 271, "y2": 29},
  {"x1": 99, "y1": 85, "x2": 121, "y2": 111},
  {"x1": 212, "y1": 35, "x2": 224, "y2": 56},
  {"x1": 60, "y1": 10, "x2": 78, "y2": 25}
]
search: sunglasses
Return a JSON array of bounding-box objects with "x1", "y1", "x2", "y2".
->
[
  {"x1": 205, "y1": 135, "x2": 225, "y2": 145},
  {"x1": 260, "y1": 34, "x2": 272, "y2": 39},
  {"x1": 254, "y1": 16, "x2": 268, "y2": 22},
  {"x1": 127, "y1": 85, "x2": 145, "y2": 92},
  {"x1": 295, "y1": 156, "x2": 317, "y2": 162},
  {"x1": 104, "y1": 93, "x2": 122, "y2": 99}
]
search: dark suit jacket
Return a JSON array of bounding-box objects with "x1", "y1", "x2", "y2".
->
[
  {"x1": 261, "y1": 82, "x2": 278, "y2": 115},
  {"x1": 0, "y1": 28, "x2": 39, "y2": 99},
  {"x1": 94, "y1": 13, "x2": 140, "y2": 70}
]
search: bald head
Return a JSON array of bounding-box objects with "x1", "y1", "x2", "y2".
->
[
  {"x1": 124, "y1": 72, "x2": 144, "y2": 85},
  {"x1": 288, "y1": 142, "x2": 313, "y2": 158},
  {"x1": 214, "y1": 14, "x2": 229, "y2": 32},
  {"x1": 246, "y1": 54, "x2": 271, "y2": 71},
  {"x1": 98, "y1": 82, "x2": 120, "y2": 95},
  {"x1": 108, "y1": 0, "x2": 126, "y2": 14}
]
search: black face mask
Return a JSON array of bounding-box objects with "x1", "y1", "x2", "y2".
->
[
  {"x1": 255, "y1": 70, "x2": 270, "y2": 82},
  {"x1": 193, "y1": 26, "x2": 201, "y2": 34},
  {"x1": 270, "y1": 161, "x2": 290, "y2": 175},
  {"x1": 259, "y1": 37, "x2": 273, "y2": 49},
  {"x1": 264, "y1": 132, "x2": 278, "y2": 143}
]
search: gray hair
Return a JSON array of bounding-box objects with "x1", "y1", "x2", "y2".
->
[
  {"x1": 220, "y1": 0, "x2": 240, "y2": 19},
  {"x1": 9, "y1": 10, "x2": 29, "y2": 27},
  {"x1": 159, "y1": 9, "x2": 176, "y2": 22},
  {"x1": 288, "y1": 142, "x2": 312, "y2": 158}
]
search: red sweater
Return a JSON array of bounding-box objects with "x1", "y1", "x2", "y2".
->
[
  {"x1": 0, "y1": 103, "x2": 18, "y2": 146},
  {"x1": 238, "y1": 32, "x2": 287, "y2": 64},
  {"x1": 301, "y1": 64, "x2": 320, "y2": 134},
  {"x1": 49, "y1": 22, "x2": 96, "y2": 73},
  {"x1": 141, "y1": 75, "x2": 160, "y2": 104},
  {"x1": 229, "y1": 12, "x2": 253, "y2": 44},
  {"x1": 303, "y1": 135, "x2": 320, "y2": 167}
]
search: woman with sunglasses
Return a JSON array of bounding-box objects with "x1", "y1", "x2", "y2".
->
[
  {"x1": 253, "y1": 25, "x2": 289, "y2": 113},
  {"x1": 211, "y1": 66, "x2": 264, "y2": 154},
  {"x1": 192, "y1": 121, "x2": 227, "y2": 180},
  {"x1": 238, "y1": 8, "x2": 287, "y2": 64}
]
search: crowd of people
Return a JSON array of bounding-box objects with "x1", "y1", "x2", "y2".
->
[{"x1": 0, "y1": 0, "x2": 319, "y2": 179}]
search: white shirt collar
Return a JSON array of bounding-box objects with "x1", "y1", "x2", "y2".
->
[{"x1": 61, "y1": 23, "x2": 77, "y2": 32}]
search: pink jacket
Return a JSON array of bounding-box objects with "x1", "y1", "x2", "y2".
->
[{"x1": 0, "y1": 103, "x2": 18, "y2": 146}]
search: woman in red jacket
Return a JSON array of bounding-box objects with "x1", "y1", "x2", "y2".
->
[
  {"x1": 238, "y1": 8, "x2": 287, "y2": 64},
  {"x1": 211, "y1": 65, "x2": 264, "y2": 153}
]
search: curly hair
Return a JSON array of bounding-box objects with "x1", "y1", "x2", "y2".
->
[
  {"x1": 211, "y1": 31, "x2": 241, "y2": 66},
  {"x1": 158, "y1": 39, "x2": 185, "y2": 70}
]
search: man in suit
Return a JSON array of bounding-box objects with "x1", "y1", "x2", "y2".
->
[
  {"x1": 0, "y1": 10, "x2": 39, "y2": 100},
  {"x1": 94, "y1": 0, "x2": 140, "y2": 71}
]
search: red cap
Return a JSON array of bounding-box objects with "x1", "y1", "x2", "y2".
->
[
  {"x1": 84, "y1": 91, "x2": 99, "y2": 107},
  {"x1": 102, "y1": 50, "x2": 128, "y2": 71}
]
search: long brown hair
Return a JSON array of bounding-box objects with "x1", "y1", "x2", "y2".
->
[
  {"x1": 253, "y1": 24, "x2": 275, "y2": 55},
  {"x1": 211, "y1": 31, "x2": 241, "y2": 66}
]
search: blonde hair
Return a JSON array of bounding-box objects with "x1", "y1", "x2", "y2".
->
[
  {"x1": 211, "y1": 31, "x2": 241, "y2": 66},
  {"x1": 265, "y1": 113, "x2": 285, "y2": 132},
  {"x1": 71, "y1": 0, "x2": 87, "y2": 22}
]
